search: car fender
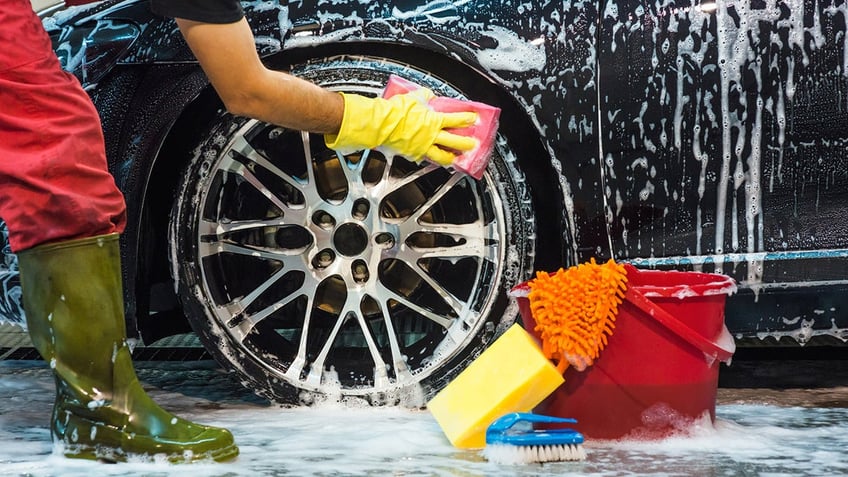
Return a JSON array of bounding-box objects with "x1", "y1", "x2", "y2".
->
[
  {"x1": 84, "y1": 63, "x2": 212, "y2": 338},
  {"x1": 46, "y1": 0, "x2": 600, "y2": 257}
]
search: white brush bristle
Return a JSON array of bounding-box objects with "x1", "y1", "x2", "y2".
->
[{"x1": 483, "y1": 443, "x2": 586, "y2": 464}]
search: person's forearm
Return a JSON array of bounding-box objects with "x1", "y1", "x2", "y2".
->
[
  {"x1": 227, "y1": 68, "x2": 344, "y2": 134},
  {"x1": 175, "y1": 18, "x2": 344, "y2": 134}
]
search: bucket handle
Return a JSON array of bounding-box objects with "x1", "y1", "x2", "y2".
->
[{"x1": 624, "y1": 287, "x2": 735, "y2": 363}]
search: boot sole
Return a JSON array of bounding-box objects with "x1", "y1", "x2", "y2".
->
[
  {"x1": 56, "y1": 413, "x2": 239, "y2": 463},
  {"x1": 61, "y1": 442, "x2": 240, "y2": 463}
]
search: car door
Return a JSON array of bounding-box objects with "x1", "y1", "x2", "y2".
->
[
  {"x1": 595, "y1": 1, "x2": 848, "y2": 340},
  {"x1": 597, "y1": 0, "x2": 848, "y2": 285}
]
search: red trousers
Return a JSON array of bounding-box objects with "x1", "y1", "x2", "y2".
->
[{"x1": 0, "y1": 0, "x2": 126, "y2": 252}]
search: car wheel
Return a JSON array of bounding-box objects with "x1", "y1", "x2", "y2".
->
[
  {"x1": 168, "y1": 56, "x2": 538, "y2": 405},
  {"x1": 0, "y1": 220, "x2": 24, "y2": 329}
]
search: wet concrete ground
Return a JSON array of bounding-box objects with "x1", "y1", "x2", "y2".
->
[
  {"x1": 3, "y1": 322, "x2": 847, "y2": 475},
  {"x1": 0, "y1": 355, "x2": 846, "y2": 476}
]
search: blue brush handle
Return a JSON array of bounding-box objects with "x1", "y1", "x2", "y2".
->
[{"x1": 486, "y1": 413, "x2": 584, "y2": 446}]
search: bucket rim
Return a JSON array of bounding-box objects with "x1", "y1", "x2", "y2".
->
[
  {"x1": 508, "y1": 264, "x2": 737, "y2": 299},
  {"x1": 623, "y1": 264, "x2": 738, "y2": 299}
]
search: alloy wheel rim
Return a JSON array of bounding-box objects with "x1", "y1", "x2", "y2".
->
[{"x1": 192, "y1": 118, "x2": 506, "y2": 397}]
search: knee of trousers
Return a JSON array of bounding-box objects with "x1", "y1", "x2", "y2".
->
[{"x1": 0, "y1": 55, "x2": 127, "y2": 253}]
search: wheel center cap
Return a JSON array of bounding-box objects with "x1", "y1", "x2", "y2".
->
[{"x1": 333, "y1": 223, "x2": 369, "y2": 256}]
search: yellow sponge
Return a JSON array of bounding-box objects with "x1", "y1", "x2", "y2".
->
[{"x1": 426, "y1": 324, "x2": 564, "y2": 449}]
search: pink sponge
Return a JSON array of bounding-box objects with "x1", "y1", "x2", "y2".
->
[{"x1": 382, "y1": 75, "x2": 500, "y2": 180}]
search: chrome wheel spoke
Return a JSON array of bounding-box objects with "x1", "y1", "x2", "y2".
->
[
  {"x1": 228, "y1": 135, "x2": 306, "y2": 196},
  {"x1": 304, "y1": 307, "x2": 346, "y2": 387},
  {"x1": 408, "y1": 173, "x2": 463, "y2": 224},
  {"x1": 198, "y1": 217, "x2": 291, "y2": 236},
  {"x1": 406, "y1": 222, "x2": 497, "y2": 260},
  {"x1": 299, "y1": 131, "x2": 325, "y2": 205},
  {"x1": 229, "y1": 272, "x2": 318, "y2": 343},
  {"x1": 198, "y1": 239, "x2": 308, "y2": 261},
  {"x1": 335, "y1": 148, "x2": 368, "y2": 191},
  {"x1": 284, "y1": 292, "x2": 317, "y2": 382},
  {"x1": 376, "y1": 281, "x2": 454, "y2": 329},
  {"x1": 377, "y1": 162, "x2": 441, "y2": 199},
  {"x1": 375, "y1": 296, "x2": 411, "y2": 380}
]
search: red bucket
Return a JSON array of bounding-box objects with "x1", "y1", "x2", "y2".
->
[{"x1": 511, "y1": 264, "x2": 737, "y2": 440}]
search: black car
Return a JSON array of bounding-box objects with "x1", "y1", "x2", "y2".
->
[{"x1": 2, "y1": 0, "x2": 845, "y2": 403}]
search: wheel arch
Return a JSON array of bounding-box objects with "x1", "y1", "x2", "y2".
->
[
  {"x1": 119, "y1": 42, "x2": 570, "y2": 343},
  {"x1": 93, "y1": 64, "x2": 216, "y2": 342}
]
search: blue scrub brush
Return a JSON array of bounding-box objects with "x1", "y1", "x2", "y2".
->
[{"x1": 483, "y1": 412, "x2": 586, "y2": 464}]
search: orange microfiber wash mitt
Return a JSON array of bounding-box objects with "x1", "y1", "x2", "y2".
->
[{"x1": 527, "y1": 258, "x2": 629, "y2": 373}]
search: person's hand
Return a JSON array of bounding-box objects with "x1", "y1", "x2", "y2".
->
[{"x1": 324, "y1": 90, "x2": 478, "y2": 165}]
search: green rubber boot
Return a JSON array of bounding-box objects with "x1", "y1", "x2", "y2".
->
[{"x1": 17, "y1": 233, "x2": 238, "y2": 463}]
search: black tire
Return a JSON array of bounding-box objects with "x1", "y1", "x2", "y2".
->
[
  {"x1": 0, "y1": 220, "x2": 24, "y2": 329},
  {"x1": 168, "y1": 56, "x2": 538, "y2": 405}
]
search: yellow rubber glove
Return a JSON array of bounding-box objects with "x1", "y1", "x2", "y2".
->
[{"x1": 324, "y1": 90, "x2": 478, "y2": 166}]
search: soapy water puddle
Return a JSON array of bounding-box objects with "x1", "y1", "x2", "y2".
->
[{"x1": 0, "y1": 360, "x2": 846, "y2": 476}]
